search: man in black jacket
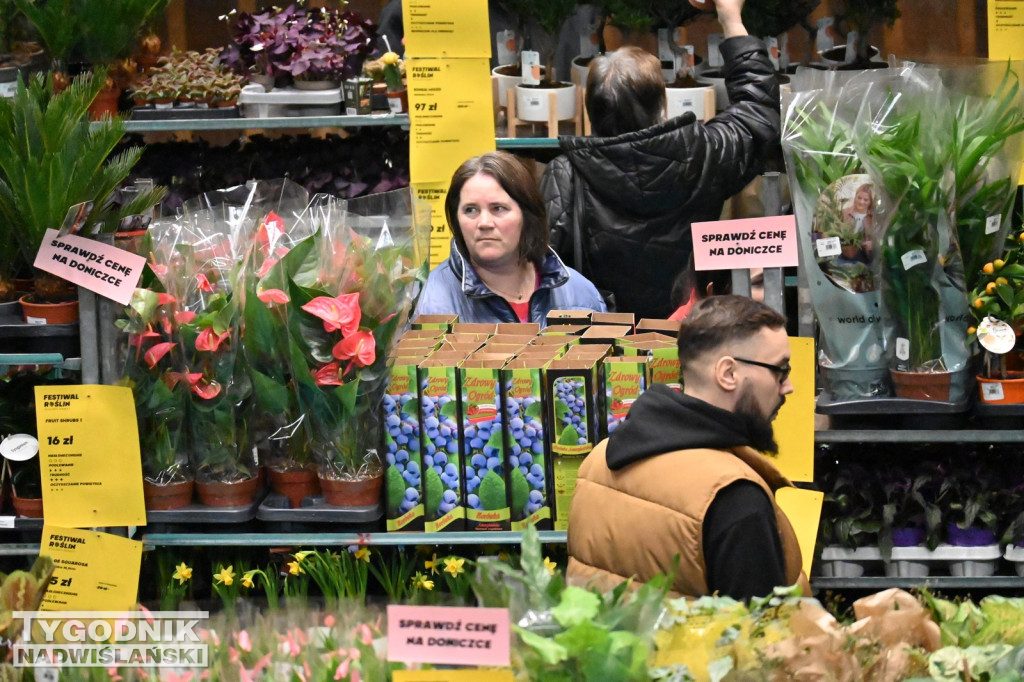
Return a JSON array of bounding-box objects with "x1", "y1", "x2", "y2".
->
[{"x1": 540, "y1": 0, "x2": 779, "y2": 319}]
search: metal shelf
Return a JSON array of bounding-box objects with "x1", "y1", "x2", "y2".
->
[
  {"x1": 815, "y1": 430, "x2": 1024, "y2": 443},
  {"x1": 0, "y1": 544, "x2": 42, "y2": 557},
  {"x1": 121, "y1": 113, "x2": 409, "y2": 133},
  {"x1": 813, "y1": 576, "x2": 1024, "y2": 590},
  {"x1": 142, "y1": 530, "x2": 566, "y2": 548},
  {"x1": 496, "y1": 137, "x2": 561, "y2": 149}
]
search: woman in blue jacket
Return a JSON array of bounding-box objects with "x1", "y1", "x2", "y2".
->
[{"x1": 413, "y1": 151, "x2": 606, "y2": 324}]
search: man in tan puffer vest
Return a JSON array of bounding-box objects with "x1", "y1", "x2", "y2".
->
[{"x1": 567, "y1": 295, "x2": 807, "y2": 600}]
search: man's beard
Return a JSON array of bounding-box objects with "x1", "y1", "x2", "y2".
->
[{"x1": 735, "y1": 387, "x2": 782, "y2": 455}]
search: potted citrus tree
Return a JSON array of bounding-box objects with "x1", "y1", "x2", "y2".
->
[{"x1": 0, "y1": 72, "x2": 163, "y2": 325}]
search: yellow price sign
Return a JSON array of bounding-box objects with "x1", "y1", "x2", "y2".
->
[
  {"x1": 775, "y1": 488, "x2": 824, "y2": 577},
  {"x1": 35, "y1": 385, "x2": 145, "y2": 528},
  {"x1": 772, "y1": 337, "x2": 814, "y2": 483},
  {"x1": 40, "y1": 525, "x2": 143, "y2": 612},
  {"x1": 402, "y1": 0, "x2": 491, "y2": 59},
  {"x1": 415, "y1": 182, "x2": 453, "y2": 269}
]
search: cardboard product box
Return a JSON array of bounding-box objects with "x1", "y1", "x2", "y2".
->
[
  {"x1": 637, "y1": 318, "x2": 681, "y2": 337},
  {"x1": 529, "y1": 335, "x2": 574, "y2": 348},
  {"x1": 458, "y1": 355, "x2": 511, "y2": 531},
  {"x1": 591, "y1": 311, "x2": 636, "y2": 331},
  {"x1": 546, "y1": 310, "x2": 592, "y2": 326},
  {"x1": 563, "y1": 343, "x2": 613, "y2": 360},
  {"x1": 400, "y1": 328, "x2": 447, "y2": 340},
  {"x1": 580, "y1": 324, "x2": 633, "y2": 345},
  {"x1": 624, "y1": 341, "x2": 682, "y2": 391},
  {"x1": 451, "y1": 322, "x2": 497, "y2": 335},
  {"x1": 412, "y1": 314, "x2": 458, "y2": 331},
  {"x1": 417, "y1": 352, "x2": 468, "y2": 532},
  {"x1": 501, "y1": 356, "x2": 553, "y2": 531},
  {"x1": 540, "y1": 324, "x2": 589, "y2": 336},
  {"x1": 544, "y1": 356, "x2": 601, "y2": 531},
  {"x1": 619, "y1": 332, "x2": 677, "y2": 346},
  {"x1": 384, "y1": 356, "x2": 425, "y2": 532},
  {"x1": 599, "y1": 355, "x2": 649, "y2": 439},
  {"x1": 496, "y1": 322, "x2": 541, "y2": 336},
  {"x1": 444, "y1": 332, "x2": 492, "y2": 344}
]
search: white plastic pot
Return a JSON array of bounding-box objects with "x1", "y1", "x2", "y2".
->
[{"x1": 514, "y1": 82, "x2": 577, "y2": 123}]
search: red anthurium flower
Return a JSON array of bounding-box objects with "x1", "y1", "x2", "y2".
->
[
  {"x1": 256, "y1": 211, "x2": 284, "y2": 251},
  {"x1": 149, "y1": 263, "x2": 168, "y2": 279},
  {"x1": 192, "y1": 378, "x2": 222, "y2": 399},
  {"x1": 164, "y1": 371, "x2": 203, "y2": 390},
  {"x1": 156, "y1": 293, "x2": 176, "y2": 306},
  {"x1": 332, "y1": 330, "x2": 376, "y2": 367},
  {"x1": 195, "y1": 327, "x2": 231, "y2": 352},
  {"x1": 301, "y1": 293, "x2": 361, "y2": 335},
  {"x1": 144, "y1": 342, "x2": 176, "y2": 369},
  {"x1": 196, "y1": 273, "x2": 213, "y2": 292},
  {"x1": 129, "y1": 329, "x2": 161, "y2": 349},
  {"x1": 175, "y1": 310, "x2": 197, "y2": 325},
  {"x1": 312, "y1": 362, "x2": 344, "y2": 386},
  {"x1": 257, "y1": 288, "x2": 290, "y2": 305},
  {"x1": 256, "y1": 256, "x2": 278, "y2": 278}
]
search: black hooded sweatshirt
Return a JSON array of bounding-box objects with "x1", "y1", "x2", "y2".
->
[{"x1": 605, "y1": 384, "x2": 787, "y2": 601}]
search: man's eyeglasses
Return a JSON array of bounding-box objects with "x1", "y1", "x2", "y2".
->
[{"x1": 733, "y1": 357, "x2": 791, "y2": 384}]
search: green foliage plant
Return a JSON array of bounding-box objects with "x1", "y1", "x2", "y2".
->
[
  {"x1": 742, "y1": 0, "x2": 821, "y2": 40},
  {"x1": 517, "y1": 0, "x2": 579, "y2": 83},
  {"x1": 818, "y1": 460, "x2": 880, "y2": 550},
  {"x1": 838, "y1": 0, "x2": 900, "y2": 65}
]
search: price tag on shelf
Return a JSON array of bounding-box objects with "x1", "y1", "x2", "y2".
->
[
  {"x1": 982, "y1": 381, "x2": 1005, "y2": 402},
  {"x1": 35, "y1": 385, "x2": 145, "y2": 528},
  {"x1": 39, "y1": 525, "x2": 143, "y2": 612},
  {"x1": 33, "y1": 228, "x2": 146, "y2": 306},
  {"x1": 691, "y1": 216, "x2": 798, "y2": 271},
  {"x1": 387, "y1": 605, "x2": 510, "y2": 666},
  {"x1": 402, "y1": 0, "x2": 490, "y2": 58},
  {"x1": 0, "y1": 517, "x2": 15, "y2": 529},
  {"x1": 407, "y1": 57, "x2": 495, "y2": 184}
]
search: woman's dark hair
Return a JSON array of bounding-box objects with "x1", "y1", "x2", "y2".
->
[
  {"x1": 585, "y1": 46, "x2": 667, "y2": 137},
  {"x1": 445, "y1": 151, "x2": 549, "y2": 266},
  {"x1": 677, "y1": 295, "x2": 787, "y2": 367}
]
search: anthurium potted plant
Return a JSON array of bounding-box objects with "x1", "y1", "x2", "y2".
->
[
  {"x1": 0, "y1": 71, "x2": 163, "y2": 324},
  {"x1": 288, "y1": 189, "x2": 428, "y2": 507},
  {"x1": 115, "y1": 285, "x2": 194, "y2": 510}
]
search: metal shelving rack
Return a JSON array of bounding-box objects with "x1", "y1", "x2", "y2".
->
[{"x1": 141, "y1": 530, "x2": 567, "y2": 548}]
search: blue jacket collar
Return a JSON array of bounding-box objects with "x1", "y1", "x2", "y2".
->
[{"x1": 448, "y1": 239, "x2": 570, "y2": 299}]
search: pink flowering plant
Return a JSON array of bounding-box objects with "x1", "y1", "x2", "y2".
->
[{"x1": 289, "y1": 190, "x2": 429, "y2": 481}]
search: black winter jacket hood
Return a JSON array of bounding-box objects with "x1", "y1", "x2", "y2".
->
[{"x1": 605, "y1": 384, "x2": 769, "y2": 470}]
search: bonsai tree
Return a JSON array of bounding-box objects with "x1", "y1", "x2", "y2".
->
[
  {"x1": 646, "y1": 0, "x2": 704, "y2": 82},
  {"x1": 742, "y1": 0, "x2": 821, "y2": 39},
  {"x1": 837, "y1": 0, "x2": 900, "y2": 66},
  {"x1": 0, "y1": 72, "x2": 164, "y2": 303},
  {"x1": 520, "y1": 0, "x2": 579, "y2": 84}
]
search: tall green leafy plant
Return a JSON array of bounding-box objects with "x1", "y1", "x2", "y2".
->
[
  {"x1": 839, "y1": 0, "x2": 900, "y2": 65},
  {"x1": 0, "y1": 72, "x2": 163, "y2": 300}
]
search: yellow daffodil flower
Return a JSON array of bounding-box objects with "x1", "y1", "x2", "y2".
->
[
  {"x1": 213, "y1": 566, "x2": 235, "y2": 586},
  {"x1": 287, "y1": 561, "x2": 303, "y2": 576},
  {"x1": 412, "y1": 571, "x2": 434, "y2": 591},
  {"x1": 354, "y1": 547, "x2": 371, "y2": 563},
  {"x1": 293, "y1": 550, "x2": 314, "y2": 562},
  {"x1": 443, "y1": 556, "x2": 465, "y2": 578},
  {"x1": 424, "y1": 553, "x2": 439, "y2": 575},
  {"x1": 543, "y1": 557, "x2": 557, "y2": 575},
  {"x1": 241, "y1": 569, "x2": 258, "y2": 589},
  {"x1": 172, "y1": 562, "x2": 192, "y2": 585}
]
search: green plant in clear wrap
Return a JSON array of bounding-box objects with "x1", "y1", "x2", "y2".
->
[
  {"x1": 952, "y1": 66, "x2": 1024, "y2": 291},
  {"x1": 782, "y1": 99, "x2": 862, "y2": 199}
]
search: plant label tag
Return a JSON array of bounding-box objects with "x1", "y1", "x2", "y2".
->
[
  {"x1": 816, "y1": 17, "x2": 835, "y2": 52},
  {"x1": 986, "y1": 214, "x2": 1002, "y2": 234},
  {"x1": 25, "y1": 315, "x2": 47, "y2": 325},
  {"x1": 978, "y1": 315, "x2": 1016, "y2": 354},
  {"x1": 520, "y1": 51, "x2": 541, "y2": 85},
  {"x1": 816, "y1": 236, "x2": 842, "y2": 258},
  {"x1": 844, "y1": 31, "x2": 858, "y2": 63},
  {"x1": 707, "y1": 34, "x2": 724, "y2": 68},
  {"x1": 901, "y1": 249, "x2": 927, "y2": 270},
  {"x1": 779, "y1": 33, "x2": 790, "y2": 72},
  {"x1": 896, "y1": 337, "x2": 910, "y2": 361},
  {"x1": 765, "y1": 37, "x2": 780, "y2": 70},
  {"x1": 982, "y1": 381, "x2": 1005, "y2": 401},
  {"x1": 0, "y1": 433, "x2": 39, "y2": 461},
  {"x1": 0, "y1": 517, "x2": 14, "y2": 529},
  {"x1": 579, "y1": 18, "x2": 599, "y2": 58},
  {"x1": 34, "y1": 228, "x2": 147, "y2": 306},
  {"x1": 496, "y1": 29, "x2": 516, "y2": 66}
]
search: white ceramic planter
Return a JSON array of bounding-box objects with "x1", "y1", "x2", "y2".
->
[
  {"x1": 665, "y1": 85, "x2": 715, "y2": 122},
  {"x1": 493, "y1": 64, "x2": 546, "y2": 107},
  {"x1": 514, "y1": 82, "x2": 577, "y2": 123},
  {"x1": 571, "y1": 55, "x2": 593, "y2": 88},
  {"x1": 695, "y1": 69, "x2": 727, "y2": 112}
]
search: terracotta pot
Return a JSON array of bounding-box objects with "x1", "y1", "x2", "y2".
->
[
  {"x1": 195, "y1": 476, "x2": 260, "y2": 507},
  {"x1": 319, "y1": 473, "x2": 383, "y2": 507},
  {"x1": 19, "y1": 295, "x2": 79, "y2": 324},
  {"x1": 889, "y1": 368, "x2": 952, "y2": 401},
  {"x1": 977, "y1": 373, "x2": 1024, "y2": 404},
  {"x1": 12, "y1": 494, "x2": 43, "y2": 518},
  {"x1": 143, "y1": 479, "x2": 194, "y2": 510},
  {"x1": 841, "y1": 244, "x2": 861, "y2": 259},
  {"x1": 268, "y1": 467, "x2": 319, "y2": 509},
  {"x1": 89, "y1": 87, "x2": 121, "y2": 120},
  {"x1": 115, "y1": 229, "x2": 148, "y2": 256},
  {"x1": 386, "y1": 88, "x2": 408, "y2": 114}
]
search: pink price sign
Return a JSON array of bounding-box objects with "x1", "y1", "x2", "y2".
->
[
  {"x1": 34, "y1": 229, "x2": 147, "y2": 305},
  {"x1": 691, "y1": 215, "x2": 798, "y2": 271},
  {"x1": 387, "y1": 605, "x2": 510, "y2": 666}
]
